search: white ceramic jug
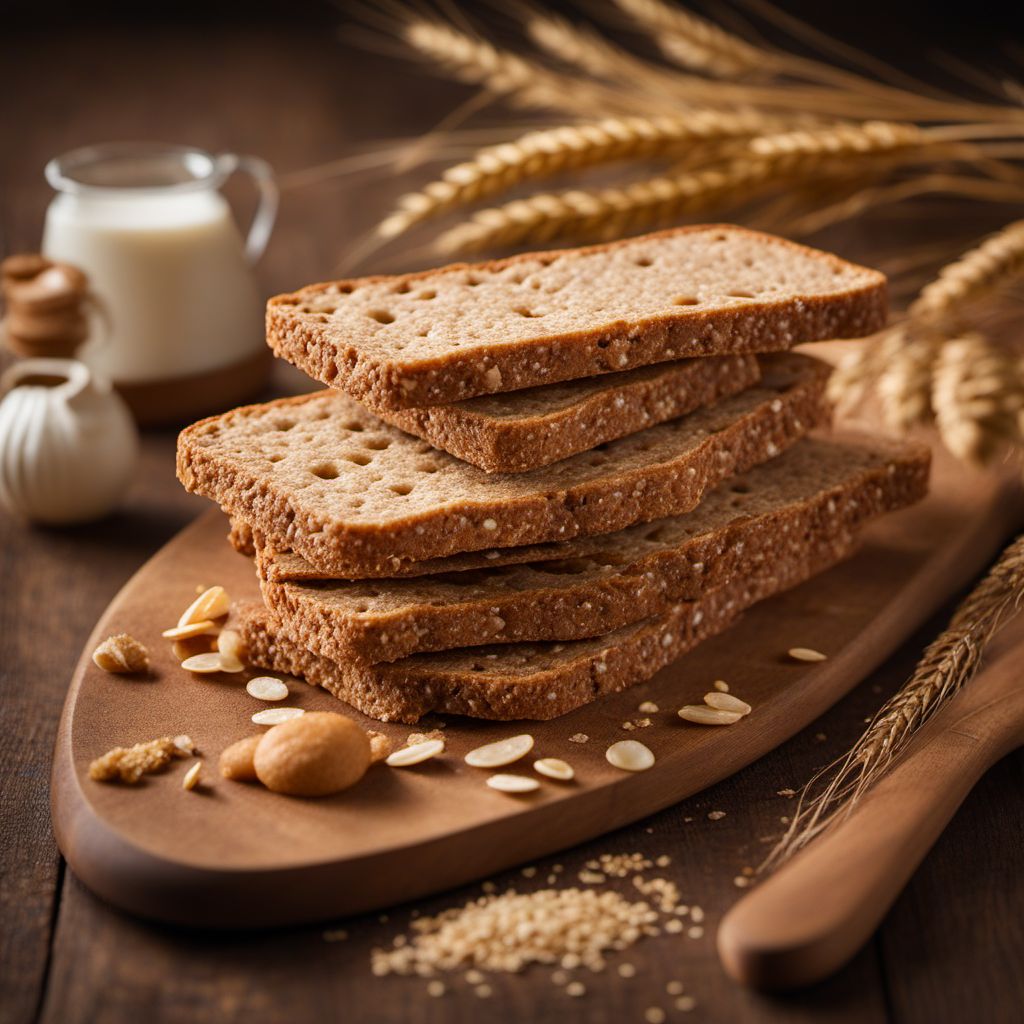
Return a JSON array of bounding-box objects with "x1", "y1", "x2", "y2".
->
[
  {"x1": 0, "y1": 358, "x2": 138, "y2": 524},
  {"x1": 41, "y1": 142, "x2": 277, "y2": 416}
]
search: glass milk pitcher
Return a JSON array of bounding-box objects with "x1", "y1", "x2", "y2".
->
[{"x1": 42, "y1": 142, "x2": 277, "y2": 412}]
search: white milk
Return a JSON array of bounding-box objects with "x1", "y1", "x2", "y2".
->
[{"x1": 43, "y1": 190, "x2": 264, "y2": 383}]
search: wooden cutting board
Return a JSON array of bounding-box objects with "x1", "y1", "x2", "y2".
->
[{"x1": 51, "y1": 443, "x2": 1022, "y2": 928}]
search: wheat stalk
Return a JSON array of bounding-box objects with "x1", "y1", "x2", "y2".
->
[
  {"x1": 910, "y1": 219, "x2": 1024, "y2": 322},
  {"x1": 764, "y1": 531, "x2": 1024, "y2": 870},
  {"x1": 402, "y1": 21, "x2": 649, "y2": 118},
  {"x1": 612, "y1": 0, "x2": 766, "y2": 78},
  {"x1": 432, "y1": 122, "x2": 972, "y2": 253},
  {"x1": 933, "y1": 334, "x2": 1024, "y2": 463},
  {"x1": 377, "y1": 111, "x2": 780, "y2": 239}
]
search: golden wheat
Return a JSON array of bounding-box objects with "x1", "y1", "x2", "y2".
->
[
  {"x1": 612, "y1": 0, "x2": 764, "y2": 78},
  {"x1": 378, "y1": 111, "x2": 780, "y2": 239},
  {"x1": 765, "y1": 530, "x2": 1024, "y2": 869},
  {"x1": 932, "y1": 333, "x2": 1024, "y2": 463},
  {"x1": 403, "y1": 22, "x2": 641, "y2": 118},
  {"x1": 910, "y1": 219, "x2": 1024, "y2": 322},
  {"x1": 433, "y1": 122, "x2": 971, "y2": 253}
]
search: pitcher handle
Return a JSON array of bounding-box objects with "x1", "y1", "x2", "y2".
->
[{"x1": 216, "y1": 153, "x2": 278, "y2": 264}]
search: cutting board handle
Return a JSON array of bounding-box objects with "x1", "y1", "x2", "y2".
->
[{"x1": 717, "y1": 626, "x2": 1024, "y2": 992}]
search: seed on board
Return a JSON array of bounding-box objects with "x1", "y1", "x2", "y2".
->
[
  {"x1": 246, "y1": 676, "x2": 289, "y2": 702},
  {"x1": 181, "y1": 652, "x2": 228, "y2": 674},
  {"x1": 178, "y1": 585, "x2": 230, "y2": 628},
  {"x1": 605, "y1": 740, "x2": 655, "y2": 772},
  {"x1": 465, "y1": 734, "x2": 534, "y2": 768},
  {"x1": 173, "y1": 734, "x2": 196, "y2": 755},
  {"x1": 386, "y1": 738, "x2": 445, "y2": 767},
  {"x1": 565, "y1": 981, "x2": 586, "y2": 997},
  {"x1": 162, "y1": 619, "x2": 218, "y2": 640},
  {"x1": 568, "y1": 733, "x2": 589, "y2": 744},
  {"x1": 426, "y1": 980, "x2": 445, "y2": 997},
  {"x1": 703, "y1": 692, "x2": 752, "y2": 715},
  {"x1": 645, "y1": 1009, "x2": 666, "y2": 1024},
  {"x1": 713, "y1": 679, "x2": 730, "y2": 692},
  {"x1": 252, "y1": 707, "x2": 305, "y2": 726},
  {"x1": 486, "y1": 773, "x2": 541, "y2": 794},
  {"x1": 218, "y1": 654, "x2": 246, "y2": 673},
  {"x1": 637, "y1": 700, "x2": 659, "y2": 713},
  {"x1": 182, "y1": 762, "x2": 202, "y2": 791},
  {"x1": 534, "y1": 758, "x2": 574, "y2": 781},
  {"x1": 677, "y1": 705, "x2": 742, "y2": 725},
  {"x1": 788, "y1": 646, "x2": 828, "y2": 662},
  {"x1": 217, "y1": 629, "x2": 246, "y2": 662}
]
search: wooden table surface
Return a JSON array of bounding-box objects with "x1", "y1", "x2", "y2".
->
[{"x1": 1, "y1": 14, "x2": 1022, "y2": 1024}]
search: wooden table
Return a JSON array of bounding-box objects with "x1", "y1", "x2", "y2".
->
[{"x1": 1, "y1": 15, "x2": 1022, "y2": 1024}]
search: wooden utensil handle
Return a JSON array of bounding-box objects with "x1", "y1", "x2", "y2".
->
[{"x1": 717, "y1": 636, "x2": 1024, "y2": 992}]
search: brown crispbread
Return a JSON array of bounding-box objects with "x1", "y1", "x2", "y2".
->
[
  {"x1": 258, "y1": 436, "x2": 930, "y2": 665},
  {"x1": 267, "y1": 225, "x2": 887, "y2": 410},
  {"x1": 368, "y1": 354, "x2": 760, "y2": 473},
  {"x1": 238, "y1": 533, "x2": 857, "y2": 723},
  {"x1": 178, "y1": 353, "x2": 830, "y2": 576}
]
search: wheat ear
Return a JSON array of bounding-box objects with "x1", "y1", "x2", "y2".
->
[
  {"x1": 612, "y1": 0, "x2": 765, "y2": 77},
  {"x1": 933, "y1": 334, "x2": 1024, "y2": 464},
  {"x1": 910, "y1": 219, "x2": 1024, "y2": 322},
  {"x1": 377, "y1": 111, "x2": 776, "y2": 239},
  {"x1": 403, "y1": 21, "x2": 649, "y2": 118},
  {"x1": 764, "y1": 531, "x2": 1024, "y2": 870},
  {"x1": 434, "y1": 121, "x2": 953, "y2": 253}
]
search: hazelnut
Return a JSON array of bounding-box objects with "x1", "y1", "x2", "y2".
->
[
  {"x1": 254, "y1": 712, "x2": 371, "y2": 797},
  {"x1": 219, "y1": 735, "x2": 262, "y2": 782}
]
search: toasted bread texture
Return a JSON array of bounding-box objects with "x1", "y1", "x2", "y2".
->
[
  {"x1": 179, "y1": 353, "x2": 831, "y2": 576},
  {"x1": 258, "y1": 436, "x2": 929, "y2": 664},
  {"x1": 369, "y1": 354, "x2": 760, "y2": 473},
  {"x1": 266, "y1": 225, "x2": 886, "y2": 409}
]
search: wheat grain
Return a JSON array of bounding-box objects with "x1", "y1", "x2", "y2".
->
[
  {"x1": 403, "y1": 21, "x2": 643, "y2": 118},
  {"x1": 910, "y1": 219, "x2": 1024, "y2": 321},
  {"x1": 876, "y1": 332, "x2": 940, "y2": 433},
  {"x1": 378, "y1": 111, "x2": 775, "y2": 239},
  {"x1": 613, "y1": 0, "x2": 764, "y2": 78},
  {"x1": 764, "y1": 531, "x2": 1024, "y2": 869},
  {"x1": 434, "y1": 123, "x2": 951, "y2": 253},
  {"x1": 933, "y1": 333, "x2": 1024, "y2": 463}
]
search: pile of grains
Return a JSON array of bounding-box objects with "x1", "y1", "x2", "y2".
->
[{"x1": 369, "y1": 849, "x2": 705, "y2": 1015}]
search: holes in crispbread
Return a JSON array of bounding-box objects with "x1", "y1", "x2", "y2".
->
[
  {"x1": 416, "y1": 290, "x2": 437, "y2": 301},
  {"x1": 634, "y1": 256, "x2": 653, "y2": 267},
  {"x1": 728, "y1": 290, "x2": 756, "y2": 299},
  {"x1": 344, "y1": 452, "x2": 373, "y2": 466},
  {"x1": 310, "y1": 463, "x2": 339, "y2": 480},
  {"x1": 673, "y1": 295, "x2": 700, "y2": 306},
  {"x1": 275, "y1": 419, "x2": 296, "y2": 432},
  {"x1": 389, "y1": 483, "x2": 414, "y2": 496},
  {"x1": 342, "y1": 420, "x2": 365, "y2": 432},
  {"x1": 268, "y1": 453, "x2": 285, "y2": 464},
  {"x1": 416, "y1": 460, "x2": 441, "y2": 474},
  {"x1": 363, "y1": 436, "x2": 392, "y2": 451},
  {"x1": 368, "y1": 309, "x2": 395, "y2": 324},
  {"x1": 730, "y1": 482, "x2": 751, "y2": 494},
  {"x1": 514, "y1": 307, "x2": 543, "y2": 318}
]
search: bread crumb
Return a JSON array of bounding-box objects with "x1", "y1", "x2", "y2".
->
[
  {"x1": 89, "y1": 736, "x2": 187, "y2": 783},
  {"x1": 92, "y1": 634, "x2": 149, "y2": 674}
]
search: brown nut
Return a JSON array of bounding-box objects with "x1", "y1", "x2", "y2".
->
[
  {"x1": 219, "y1": 735, "x2": 262, "y2": 781},
  {"x1": 254, "y1": 712, "x2": 371, "y2": 797}
]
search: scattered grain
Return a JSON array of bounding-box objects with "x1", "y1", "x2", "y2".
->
[
  {"x1": 427, "y1": 980, "x2": 446, "y2": 997},
  {"x1": 566, "y1": 981, "x2": 586, "y2": 997},
  {"x1": 162, "y1": 620, "x2": 217, "y2": 640},
  {"x1": 182, "y1": 762, "x2": 202, "y2": 791},
  {"x1": 246, "y1": 676, "x2": 289, "y2": 702},
  {"x1": 675, "y1": 995, "x2": 697, "y2": 1011},
  {"x1": 713, "y1": 680, "x2": 730, "y2": 692},
  {"x1": 465, "y1": 734, "x2": 534, "y2": 768},
  {"x1": 707, "y1": 810, "x2": 726, "y2": 820},
  {"x1": 788, "y1": 646, "x2": 828, "y2": 662},
  {"x1": 666, "y1": 980, "x2": 685, "y2": 995},
  {"x1": 486, "y1": 773, "x2": 540, "y2": 794},
  {"x1": 678, "y1": 705, "x2": 742, "y2": 725},
  {"x1": 534, "y1": 757, "x2": 574, "y2": 781},
  {"x1": 645, "y1": 1008, "x2": 666, "y2": 1024},
  {"x1": 568, "y1": 733, "x2": 589, "y2": 744},
  {"x1": 178, "y1": 585, "x2": 229, "y2": 627},
  {"x1": 251, "y1": 707, "x2": 305, "y2": 726},
  {"x1": 637, "y1": 700, "x2": 659, "y2": 713},
  {"x1": 606, "y1": 740, "x2": 654, "y2": 771},
  {"x1": 387, "y1": 738, "x2": 445, "y2": 767},
  {"x1": 89, "y1": 736, "x2": 187, "y2": 783},
  {"x1": 703, "y1": 692, "x2": 752, "y2": 715}
]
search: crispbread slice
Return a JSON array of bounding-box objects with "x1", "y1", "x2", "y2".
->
[
  {"x1": 369, "y1": 354, "x2": 760, "y2": 473},
  {"x1": 258, "y1": 436, "x2": 930, "y2": 665},
  {"x1": 267, "y1": 225, "x2": 885, "y2": 410},
  {"x1": 179, "y1": 353, "x2": 830, "y2": 576},
  {"x1": 238, "y1": 533, "x2": 856, "y2": 723}
]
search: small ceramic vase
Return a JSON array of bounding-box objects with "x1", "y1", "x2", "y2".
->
[{"x1": 0, "y1": 358, "x2": 138, "y2": 524}]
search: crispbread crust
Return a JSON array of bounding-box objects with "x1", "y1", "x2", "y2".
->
[
  {"x1": 369, "y1": 354, "x2": 760, "y2": 472},
  {"x1": 238, "y1": 534, "x2": 861, "y2": 723},
  {"x1": 258, "y1": 436, "x2": 930, "y2": 664},
  {"x1": 178, "y1": 353, "x2": 831, "y2": 576},
  {"x1": 267, "y1": 225, "x2": 886, "y2": 410}
]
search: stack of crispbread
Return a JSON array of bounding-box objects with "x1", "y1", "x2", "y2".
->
[{"x1": 177, "y1": 225, "x2": 930, "y2": 723}]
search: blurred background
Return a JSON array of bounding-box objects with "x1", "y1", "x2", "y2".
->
[{"x1": 2, "y1": 0, "x2": 1021, "y2": 301}]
